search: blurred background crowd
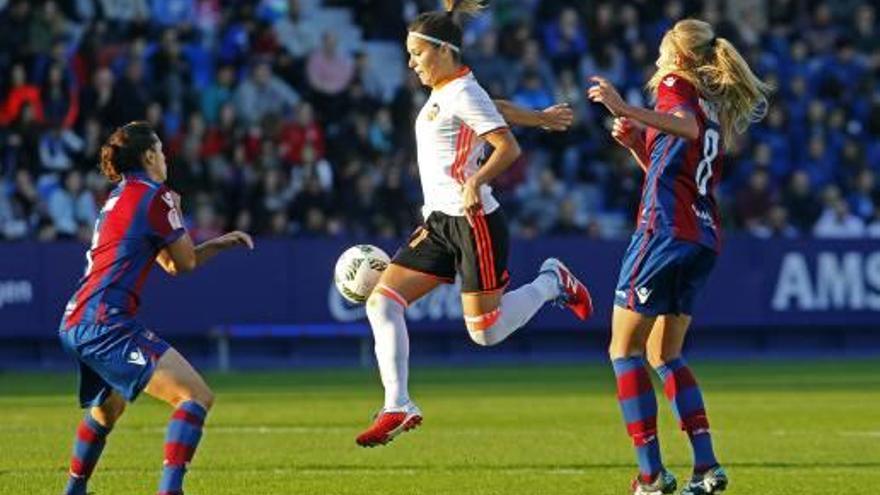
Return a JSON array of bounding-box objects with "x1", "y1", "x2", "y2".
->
[{"x1": 1, "y1": 0, "x2": 879, "y2": 243}]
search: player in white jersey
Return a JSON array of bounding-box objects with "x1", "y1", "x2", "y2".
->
[{"x1": 356, "y1": 0, "x2": 594, "y2": 448}]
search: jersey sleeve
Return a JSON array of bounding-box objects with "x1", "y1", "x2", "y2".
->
[
  {"x1": 655, "y1": 73, "x2": 699, "y2": 114},
  {"x1": 147, "y1": 187, "x2": 186, "y2": 247},
  {"x1": 452, "y1": 82, "x2": 508, "y2": 136}
]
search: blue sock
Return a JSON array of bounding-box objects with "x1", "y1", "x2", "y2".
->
[
  {"x1": 64, "y1": 413, "x2": 111, "y2": 495},
  {"x1": 158, "y1": 401, "x2": 207, "y2": 495},
  {"x1": 613, "y1": 356, "x2": 664, "y2": 482},
  {"x1": 655, "y1": 358, "x2": 718, "y2": 474}
]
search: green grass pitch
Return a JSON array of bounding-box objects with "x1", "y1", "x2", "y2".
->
[{"x1": 1, "y1": 360, "x2": 878, "y2": 494}]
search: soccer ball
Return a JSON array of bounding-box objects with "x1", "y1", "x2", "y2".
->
[{"x1": 333, "y1": 244, "x2": 391, "y2": 304}]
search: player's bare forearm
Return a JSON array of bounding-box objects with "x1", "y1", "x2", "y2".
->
[
  {"x1": 621, "y1": 105, "x2": 699, "y2": 141},
  {"x1": 194, "y1": 241, "x2": 224, "y2": 268},
  {"x1": 493, "y1": 99, "x2": 573, "y2": 131},
  {"x1": 195, "y1": 231, "x2": 254, "y2": 268},
  {"x1": 493, "y1": 100, "x2": 542, "y2": 127},
  {"x1": 467, "y1": 130, "x2": 521, "y2": 187}
]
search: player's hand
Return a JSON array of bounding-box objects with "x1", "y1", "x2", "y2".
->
[
  {"x1": 461, "y1": 179, "x2": 483, "y2": 227},
  {"x1": 169, "y1": 190, "x2": 182, "y2": 212},
  {"x1": 216, "y1": 231, "x2": 254, "y2": 250},
  {"x1": 587, "y1": 75, "x2": 628, "y2": 116},
  {"x1": 611, "y1": 117, "x2": 644, "y2": 149},
  {"x1": 540, "y1": 103, "x2": 574, "y2": 131}
]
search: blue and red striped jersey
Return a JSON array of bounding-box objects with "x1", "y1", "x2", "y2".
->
[
  {"x1": 61, "y1": 172, "x2": 186, "y2": 330},
  {"x1": 640, "y1": 73, "x2": 723, "y2": 252}
]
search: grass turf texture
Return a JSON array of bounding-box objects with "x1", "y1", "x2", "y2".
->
[{"x1": 1, "y1": 360, "x2": 877, "y2": 494}]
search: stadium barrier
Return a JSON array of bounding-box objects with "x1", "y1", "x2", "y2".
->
[{"x1": 2, "y1": 237, "x2": 879, "y2": 350}]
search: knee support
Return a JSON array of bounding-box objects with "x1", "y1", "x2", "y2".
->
[
  {"x1": 367, "y1": 284, "x2": 407, "y2": 324},
  {"x1": 465, "y1": 308, "x2": 503, "y2": 346}
]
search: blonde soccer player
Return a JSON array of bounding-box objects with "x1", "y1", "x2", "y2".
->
[{"x1": 588, "y1": 19, "x2": 772, "y2": 495}]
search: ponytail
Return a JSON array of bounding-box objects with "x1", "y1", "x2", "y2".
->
[
  {"x1": 647, "y1": 19, "x2": 773, "y2": 151},
  {"x1": 443, "y1": 0, "x2": 485, "y2": 17},
  {"x1": 699, "y1": 37, "x2": 773, "y2": 149},
  {"x1": 409, "y1": 1, "x2": 486, "y2": 59}
]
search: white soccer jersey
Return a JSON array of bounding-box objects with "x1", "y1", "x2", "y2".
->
[{"x1": 414, "y1": 69, "x2": 508, "y2": 218}]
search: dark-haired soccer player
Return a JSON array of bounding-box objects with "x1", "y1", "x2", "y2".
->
[{"x1": 59, "y1": 121, "x2": 253, "y2": 495}]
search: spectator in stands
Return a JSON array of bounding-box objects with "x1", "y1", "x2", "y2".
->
[
  {"x1": 512, "y1": 70, "x2": 554, "y2": 111},
  {"x1": 274, "y1": 0, "x2": 318, "y2": 60},
  {"x1": 279, "y1": 102, "x2": 325, "y2": 164},
  {"x1": 234, "y1": 60, "x2": 300, "y2": 126},
  {"x1": 515, "y1": 168, "x2": 566, "y2": 234},
  {"x1": 47, "y1": 169, "x2": 96, "y2": 241},
  {"x1": 751, "y1": 204, "x2": 799, "y2": 239},
  {"x1": 813, "y1": 186, "x2": 866, "y2": 238},
  {"x1": 541, "y1": 7, "x2": 587, "y2": 73},
  {"x1": 2, "y1": 63, "x2": 44, "y2": 125},
  {"x1": 306, "y1": 31, "x2": 355, "y2": 117},
  {"x1": 735, "y1": 169, "x2": 774, "y2": 230},
  {"x1": 467, "y1": 29, "x2": 513, "y2": 96},
  {"x1": 782, "y1": 171, "x2": 823, "y2": 234},
  {"x1": 112, "y1": 60, "x2": 151, "y2": 127},
  {"x1": 847, "y1": 168, "x2": 876, "y2": 221},
  {"x1": 41, "y1": 63, "x2": 79, "y2": 129},
  {"x1": 39, "y1": 123, "x2": 84, "y2": 175},
  {"x1": 307, "y1": 31, "x2": 355, "y2": 96},
  {"x1": 0, "y1": 0, "x2": 878, "y2": 242}
]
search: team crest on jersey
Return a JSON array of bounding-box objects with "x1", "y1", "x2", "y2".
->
[
  {"x1": 663, "y1": 75, "x2": 677, "y2": 87},
  {"x1": 426, "y1": 103, "x2": 440, "y2": 121}
]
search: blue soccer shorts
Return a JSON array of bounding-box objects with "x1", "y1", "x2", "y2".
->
[
  {"x1": 614, "y1": 231, "x2": 717, "y2": 316},
  {"x1": 59, "y1": 320, "x2": 170, "y2": 408}
]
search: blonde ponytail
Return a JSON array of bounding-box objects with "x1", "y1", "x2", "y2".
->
[
  {"x1": 443, "y1": 0, "x2": 485, "y2": 16},
  {"x1": 647, "y1": 19, "x2": 773, "y2": 151}
]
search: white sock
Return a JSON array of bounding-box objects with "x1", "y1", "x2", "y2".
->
[
  {"x1": 468, "y1": 273, "x2": 559, "y2": 346},
  {"x1": 365, "y1": 290, "x2": 410, "y2": 410}
]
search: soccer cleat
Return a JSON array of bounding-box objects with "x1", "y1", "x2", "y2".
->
[
  {"x1": 355, "y1": 402, "x2": 423, "y2": 447},
  {"x1": 680, "y1": 465, "x2": 728, "y2": 495},
  {"x1": 539, "y1": 258, "x2": 593, "y2": 320},
  {"x1": 631, "y1": 470, "x2": 678, "y2": 495}
]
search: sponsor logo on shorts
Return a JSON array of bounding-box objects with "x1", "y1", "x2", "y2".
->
[
  {"x1": 127, "y1": 349, "x2": 147, "y2": 366},
  {"x1": 636, "y1": 287, "x2": 652, "y2": 304}
]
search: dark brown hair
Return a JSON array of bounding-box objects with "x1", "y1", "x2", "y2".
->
[
  {"x1": 99, "y1": 121, "x2": 158, "y2": 182},
  {"x1": 408, "y1": 0, "x2": 485, "y2": 59}
]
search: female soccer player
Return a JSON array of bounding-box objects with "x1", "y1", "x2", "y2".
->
[
  {"x1": 58, "y1": 121, "x2": 253, "y2": 495},
  {"x1": 588, "y1": 19, "x2": 771, "y2": 495},
  {"x1": 356, "y1": 0, "x2": 593, "y2": 447}
]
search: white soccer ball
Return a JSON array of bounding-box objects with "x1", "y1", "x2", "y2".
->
[{"x1": 333, "y1": 244, "x2": 391, "y2": 304}]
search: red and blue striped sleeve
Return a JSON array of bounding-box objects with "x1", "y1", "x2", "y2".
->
[
  {"x1": 656, "y1": 74, "x2": 699, "y2": 114},
  {"x1": 147, "y1": 187, "x2": 186, "y2": 247}
]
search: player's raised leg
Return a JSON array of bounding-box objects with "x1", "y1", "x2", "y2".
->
[
  {"x1": 610, "y1": 306, "x2": 677, "y2": 495},
  {"x1": 463, "y1": 259, "x2": 591, "y2": 347},
  {"x1": 62, "y1": 391, "x2": 126, "y2": 495},
  {"x1": 356, "y1": 263, "x2": 441, "y2": 447},
  {"x1": 143, "y1": 348, "x2": 214, "y2": 495},
  {"x1": 647, "y1": 316, "x2": 727, "y2": 495}
]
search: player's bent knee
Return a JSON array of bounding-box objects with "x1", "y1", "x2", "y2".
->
[
  {"x1": 465, "y1": 308, "x2": 502, "y2": 346},
  {"x1": 366, "y1": 285, "x2": 408, "y2": 322},
  {"x1": 93, "y1": 393, "x2": 126, "y2": 426}
]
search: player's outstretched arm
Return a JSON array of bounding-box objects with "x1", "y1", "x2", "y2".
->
[
  {"x1": 158, "y1": 231, "x2": 253, "y2": 276},
  {"x1": 493, "y1": 100, "x2": 573, "y2": 131},
  {"x1": 587, "y1": 75, "x2": 699, "y2": 141}
]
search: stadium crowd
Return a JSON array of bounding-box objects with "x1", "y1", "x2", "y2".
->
[{"x1": 1, "y1": 0, "x2": 879, "y2": 242}]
